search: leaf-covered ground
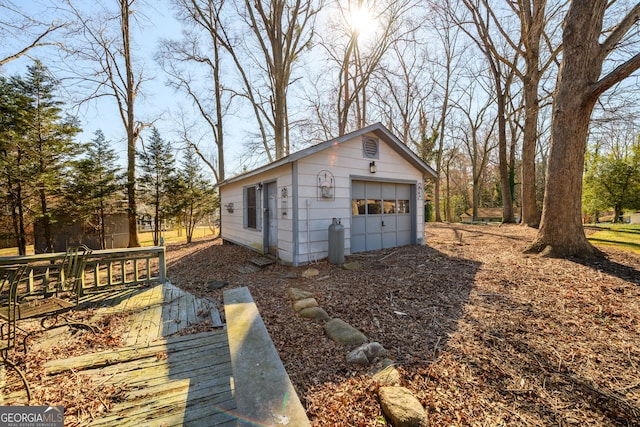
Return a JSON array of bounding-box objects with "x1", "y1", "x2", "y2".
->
[
  {"x1": 3, "y1": 223, "x2": 638, "y2": 426},
  {"x1": 168, "y1": 223, "x2": 640, "y2": 426}
]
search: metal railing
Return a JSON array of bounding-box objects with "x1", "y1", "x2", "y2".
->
[{"x1": 0, "y1": 246, "x2": 166, "y2": 297}]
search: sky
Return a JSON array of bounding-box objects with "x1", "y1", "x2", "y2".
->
[{"x1": 1, "y1": 0, "x2": 244, "y2": 178}]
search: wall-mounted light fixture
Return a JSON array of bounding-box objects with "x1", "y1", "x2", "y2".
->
[
  {"x1": 224, "y1": 203, "x2": 234, "y2": 213},
  {"x1": 256, "y1": 183, "x2": 263, "y2": 190},
  {"x1": 281, "y1": 187, "x2": 288, "y2": 198},
  {"x1": 369, "y1": 161, "x2": 376, "y2": 174}
]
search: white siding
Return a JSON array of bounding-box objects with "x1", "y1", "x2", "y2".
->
[
  {"x1": 294, "y1": 132, "x2": 424, "y2": 265},
  {"x1": 220, "y1": 129, "x2": 427, "y2": 266},
  {"x1": 220, "y1": 164, "x2": 294, "y2": 263}
]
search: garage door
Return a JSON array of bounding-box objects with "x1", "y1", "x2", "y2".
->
[{"x1": 351, "y1": 181, "x2": 414, "y2": 253}]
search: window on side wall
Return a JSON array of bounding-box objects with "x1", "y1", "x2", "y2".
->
[{"x1": 244, "y1": 185, "x2": 260, "y2": 230}]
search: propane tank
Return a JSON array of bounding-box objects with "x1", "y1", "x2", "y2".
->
[{"x1": 328, "y1": 218, "x2": 345, "y2": 264}]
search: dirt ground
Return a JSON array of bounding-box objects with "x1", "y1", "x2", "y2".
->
[
  {"x1": 3, "y1": 223, "x2": 639, "y2": 426},
  {"x1": 167, "y1": 223, "x2": 640, "y2": 426}
]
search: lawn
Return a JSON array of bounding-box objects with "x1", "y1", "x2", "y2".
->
[
  {"x1": 0, "y1": 226, "x2": 216, "y2": 256},
  {"x1": 587, "y1": 224, "x2": 640, "y2": 255}
]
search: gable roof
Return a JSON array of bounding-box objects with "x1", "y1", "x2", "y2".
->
[{"x1": 218, "y1": 123, "x2": 437, "y2": 187}]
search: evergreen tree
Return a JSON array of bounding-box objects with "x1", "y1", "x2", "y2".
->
[
  {"x1": 0, "y1": 75, "x2": 32, "y2": 254},
  {"x1": 173, "y1": 146, "x2": 218, "y2": 243},
  {"x1": 67, "y1": 130, "x2": 124, "y2": 248},
  {"x1": 138, "y1": 127, "x2": 175, "y2": 246},
  {"x1": 19, "y1": 61, "x2": 80, "y2": 252}
]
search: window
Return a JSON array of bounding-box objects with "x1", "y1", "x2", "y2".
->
[
  {"x1": 352, "y1": 199, "x2": 366, "y2": 215},
  {"x1": 383, "y1": 200, "x2": 396, "y2": 214},
  {"x1": 398, "y1": 200, "x2": 410, "y2": 214},
  {"x1": 244, "y1": 186, "x2": 260, "y2": 230},
  {"x1": 367, "y1": 199, "x2": 382, "y2": 214}
]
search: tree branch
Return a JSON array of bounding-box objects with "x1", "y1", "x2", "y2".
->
[
  {"x1": 600, "y1": 3, "x2": 640, "y2": 54},
  {"x1": 591, "y1": 52, "x2": 640, "y2": 100}
]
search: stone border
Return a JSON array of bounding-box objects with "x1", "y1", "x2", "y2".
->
[{"x1": 287, "y1": 284, "x2": 429, "y2": 426}]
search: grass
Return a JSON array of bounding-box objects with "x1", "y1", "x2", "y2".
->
[
  {"x1": 586, "y1": 223, "x2": 640, "y2": 254},
  {"x1": 0, "y1": 227, "x2": 217, "y2": 256}
]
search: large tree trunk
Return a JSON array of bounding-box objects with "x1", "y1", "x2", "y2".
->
[
  {"x1": 526, "y1": 1, "x2": 606, "y2": 257},
  {"x1": 526, "y1": 96, "x2": 596, "y2": 256}
]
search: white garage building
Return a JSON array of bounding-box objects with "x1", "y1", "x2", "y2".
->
[{"x1": 218, "y1": 123, "x2": 437, "y2": 266}]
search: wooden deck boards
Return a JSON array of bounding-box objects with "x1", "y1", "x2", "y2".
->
[
  {"x1": 84, "y1": 331, "x2": 236, "y2": 427},
  {"x1": 43, "y1": 283, "x2": 237, "y2": 426}
]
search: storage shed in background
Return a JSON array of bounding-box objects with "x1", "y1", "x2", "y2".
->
[{"x1": 218, "y1": 123, "x2": 437, "y2": 266}]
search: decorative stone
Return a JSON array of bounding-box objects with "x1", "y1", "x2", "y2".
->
[
  {"x1": 346, "y1": 342, "x2": 388, "y2": 365},
  {"x1": 293, "y1": 297, "x2": 318, "y2": 312},
  {"x1": 373, "y1": 365, "x2": 401, "y2": 386},
  {"x1": 341, "y1": 262, "x2": 361, "y2": 271},
  {"x1": 301, "y1": 268, "x2": 320, "y2": 277},
  {"x1": 379, "y1": 386, "x2": 428, "y2": 427},
  {"x1": 362, "y1": 342, "x2": 387, "y2": 360},
  {"x1": 236, "y1": 264, "x2": 261, "y2": 274},
  {"x1": 324, "y1": 318, "x2": 367, "y2": 346},
  {"x1": 207, "y1": 280, "x2": 228, "y2": 290},
  {"x1": 346, "y1": 348, "x2": 369, "y2": 365},
  {"x1": 298, "y1": 307, "x2": 330, "y2": 321},
  {"x1": 288, "y1": 288, "x2": 314, "y2": 301}
]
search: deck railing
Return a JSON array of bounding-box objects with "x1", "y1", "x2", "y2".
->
[{"x1": 0, "y1": 246, "x2": 166, "y2": 297}]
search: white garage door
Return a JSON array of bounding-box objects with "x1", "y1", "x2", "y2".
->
[{"x1": 351, "y1": 181, "x2": 414, "y2": 253}]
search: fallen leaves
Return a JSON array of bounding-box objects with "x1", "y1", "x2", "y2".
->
[{"x1": 3, "y1": 224, "x2": 638, "y2": 426}]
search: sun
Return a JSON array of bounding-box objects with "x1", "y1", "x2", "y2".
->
[{"x1": 347, "y1": 4, "x2": 376, "y2": 39}]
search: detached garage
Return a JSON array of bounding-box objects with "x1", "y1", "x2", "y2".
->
[{"x1": 218, "y1": 123, "x2": 436, "y2": 266}]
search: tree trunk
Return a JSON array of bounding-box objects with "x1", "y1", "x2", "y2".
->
[
  {"x1": 495, "y1": 73, "x2": 515, "y2": 223},
  {"x1": 524, "y1": 0, "x2": 640, "y2": 256},
  {"x1": 39, "y1": 189, "x2": 54, "y2": 253},
  {"x1": 434, "y1": 176, "x2": 442, "y2": 222},
  {"x1": 525, "y1": 95, "x2": 596, "y2": 256},
  {"x1": 520, "y1": 82, "x2": 541, "y2": 227},
  {"x1": 526, "y1": 1, "x2": 605, "y2": 256},
  {"x1": 123, "y1": 0, "x2": 140, "y2": 248},
  {"x1": 99, "y1": 201, "x2": 106, "y2": 249}
]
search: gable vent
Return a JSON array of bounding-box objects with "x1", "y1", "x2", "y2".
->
[{"x1": 362, "y1": 137, "x2": 379, "y2": 159}]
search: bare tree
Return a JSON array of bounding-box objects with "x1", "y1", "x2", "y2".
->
[
  {"x1": 318, "y1": 0, "x2": 417, "y2": 136},
  {"x1": 171, "y1": 0, "x2": 318, "y2": 162},
  {"x1": 371, "y1": 36, "x2": 433, "y2": 146},
  {"x1": 457, "y1": 0, "x2": 519, "y2": 223},
  {"x1": 526, "y1": 0, "x2": 640, "y2": 257},
  {"x1": 453, "y1": 86, "x2": 498, "y2": 221},
  {"x1": 64, "y1": 0, "x2": 150, "y2": 248},
  {"x1": 157, "y1": 0, "x2": 229, "y2": 182},
  {"x1": 428, "y1": 0, "x2": 468, "y2": 222},
  {"x1": 0, "y1": 1, "x2": 65, "y2": 66},
  {"x1": 458, "y1": 0, "x2": 564, "y2": 226},
  {"x1": 242, "y1": 0, "x2": 320, "y2": 159}
]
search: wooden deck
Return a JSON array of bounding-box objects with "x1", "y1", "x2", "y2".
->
[{"x1": 42, "y1": 282, "x2": 238, "y2": 426}]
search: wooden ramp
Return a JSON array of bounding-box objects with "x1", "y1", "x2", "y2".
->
[{"x1": 43, "y1": 282, "x2": 237, "y2": 426}]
